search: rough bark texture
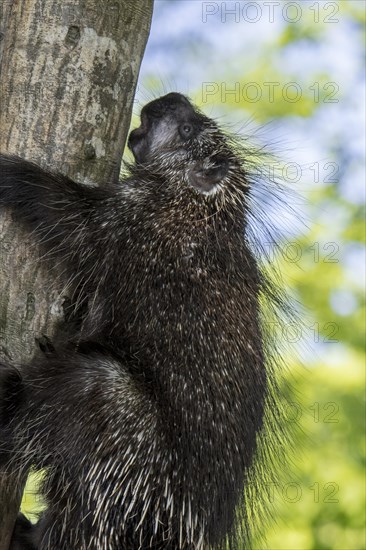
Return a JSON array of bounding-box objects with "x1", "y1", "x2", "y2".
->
[{"x1": 0, "y1": 1, "x2": 153, "y2": 547}]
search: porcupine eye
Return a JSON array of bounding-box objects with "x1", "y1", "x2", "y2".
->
[{"x1": 179, "y1": 123, "x2": 193, "y2": 140}]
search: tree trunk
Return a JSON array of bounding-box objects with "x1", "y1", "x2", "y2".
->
[{"x1": 0, "y1": 0, "x2": 153, "y2": 547}]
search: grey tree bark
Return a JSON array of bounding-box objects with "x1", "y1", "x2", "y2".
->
[{"x1": 0, "y1": 0, "x2": 153, "y2": 547}]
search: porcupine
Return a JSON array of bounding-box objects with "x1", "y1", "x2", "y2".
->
[{"x1": 0, "y1": 92, "x2": 287, "y2": 549}]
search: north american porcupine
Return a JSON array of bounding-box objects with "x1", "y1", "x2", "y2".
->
[{"x1": 0, "y1": 92, "x2": 290, "y2": 549}]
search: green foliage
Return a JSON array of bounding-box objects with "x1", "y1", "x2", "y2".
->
[
  {"x1": 21, "y1": 471, "x2": 45, "y2": 522},
  {"x1": 254, "y1": 356, "x2": 365, "y2": 550}
]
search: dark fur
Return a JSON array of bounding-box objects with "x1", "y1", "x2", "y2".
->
[
  {"x1": 8, "y1": 514, "x2": 39, "y2": 550},
  {"x1": 0, "y1": 93, "x2": 288, "y2": 549}
]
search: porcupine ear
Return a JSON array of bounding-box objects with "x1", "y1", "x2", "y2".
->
[{"x1": 188, "y1": 155, "x2": 229, "y2": 193}]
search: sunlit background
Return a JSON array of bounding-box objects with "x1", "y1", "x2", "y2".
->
[{"x1": 22, "y1": 1, "x2": 365, "y2": 548}]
